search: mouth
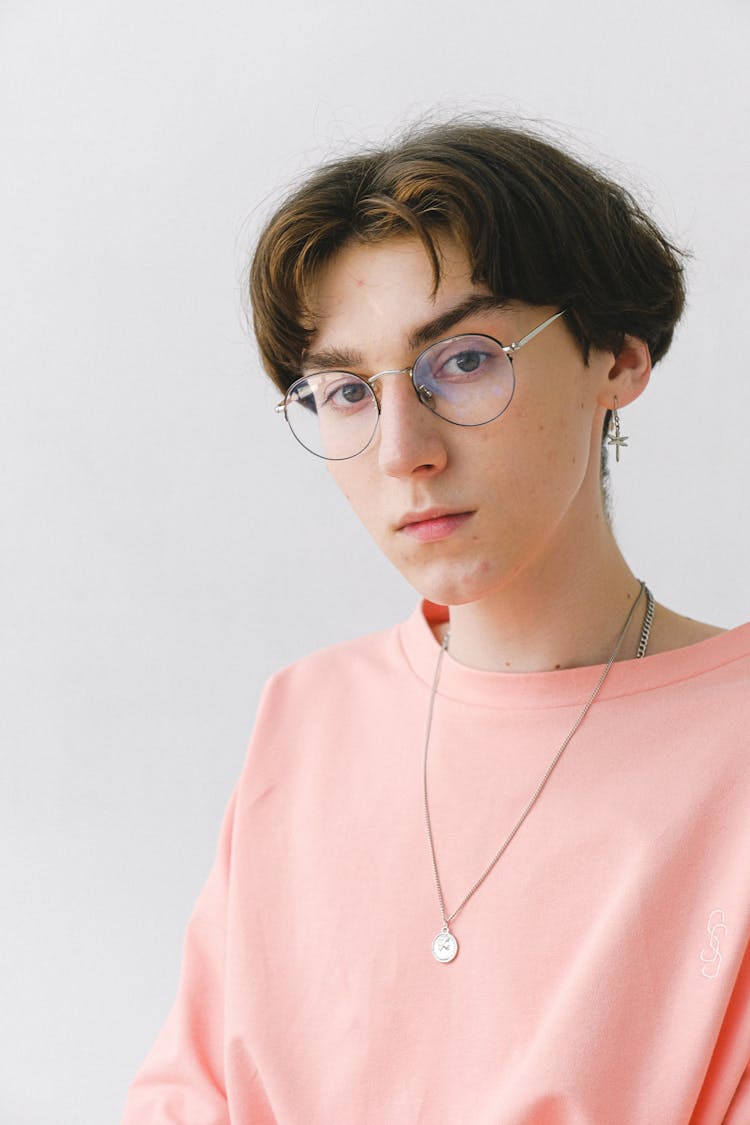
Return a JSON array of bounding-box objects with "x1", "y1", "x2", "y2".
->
[{"x1": 396, "y1": 508, "x2": 475, "y2": 543}]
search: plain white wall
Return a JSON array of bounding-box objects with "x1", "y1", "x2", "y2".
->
[{"x1": 1, "y1": 0, "x2": 748, "y2": 1121}]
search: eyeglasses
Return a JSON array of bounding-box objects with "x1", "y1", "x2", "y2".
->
[{"x1": 275, "y1": 308, "x2": 567, "y2": 461}]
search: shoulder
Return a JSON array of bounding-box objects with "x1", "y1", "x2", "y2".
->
[
  {"x1": 261, "y1": 617, "x2": 411, "y2": 704},
  {"x1": 634, "y1": 603, "x2": 750, "y2": 717},
  {"x1": 237, "y1": 617, "x2": 419, "y2": 793}
]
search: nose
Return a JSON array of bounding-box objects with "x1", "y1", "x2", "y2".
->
[{"x1": 372, "y1": 370, "x2": 448, "y2": 478}]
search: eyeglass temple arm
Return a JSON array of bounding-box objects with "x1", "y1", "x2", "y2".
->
[
  {"x1": 505, "y1": 308, "x2": 567, "y2": 354},
  {"x1": 276, "y1": 386, "x2": 310, "y2": 413}
]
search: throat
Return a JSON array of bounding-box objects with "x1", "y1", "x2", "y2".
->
[{"x1": 443, "y1": 569, "x2": 648, "y2": 673}]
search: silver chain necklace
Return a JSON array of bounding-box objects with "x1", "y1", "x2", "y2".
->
[{"x1": 424, "y1": 582, "x2": 654, "y2": 963}]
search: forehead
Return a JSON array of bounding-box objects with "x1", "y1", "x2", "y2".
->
[{"x1": 307, "y1": 236, "x2": 497, "y2": 358}]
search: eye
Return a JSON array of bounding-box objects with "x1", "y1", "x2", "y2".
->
[
  {"x1": 319, "y1": 375, "x2": 372, "y2": 411},
  {"x1": 429, "y1": 341, "x2": 496, "y2": 382},
  {"x1": 337, "y1": 382, "x2": 368, "y2": 404},
  {"x1": 447, "y1": 349, "x2": 486, "y2": 375}
]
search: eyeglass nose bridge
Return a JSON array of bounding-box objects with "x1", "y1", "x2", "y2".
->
[{"x1": 366, "y1": 366, "x2": 435, "y2": 408}]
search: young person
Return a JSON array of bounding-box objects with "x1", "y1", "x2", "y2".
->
[{"x1": 121, "y1": 121, "x2": 750, "y2": 1123}]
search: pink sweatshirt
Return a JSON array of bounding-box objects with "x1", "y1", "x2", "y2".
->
[{"x1": 122, "y1": 602, "x2": 750, "y2": 1123}]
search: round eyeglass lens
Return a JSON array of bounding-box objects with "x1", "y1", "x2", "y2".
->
[
  {"x1": 283, "y1": 372, "x2": 380, "y2": 460},
  {"x1": 412, "y1": 334, "x2": 515, "y2": 425}
]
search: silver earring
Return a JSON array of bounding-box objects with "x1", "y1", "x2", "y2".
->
[{"x1": 607, "y1": 397, "x2": 628, "y2": 462}]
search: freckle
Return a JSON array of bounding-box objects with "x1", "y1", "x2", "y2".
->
[
  {"x1": 538, "y1": 424, "x2": 544, "y2": 432},
  {"x1": 505, "y1": 661, "x2": 511, "y2": 668}
]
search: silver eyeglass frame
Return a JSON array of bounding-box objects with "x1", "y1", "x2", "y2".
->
[{"x1": 275, "y1": 308, "x2": 567, "y2": 460}]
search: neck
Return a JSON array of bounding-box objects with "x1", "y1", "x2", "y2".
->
[{"x1": 445, "y1": 526, "x2": 644, "y2": 674}]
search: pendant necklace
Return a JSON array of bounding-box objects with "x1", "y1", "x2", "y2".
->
[{"x1": 424, "y1": 582, "x2": 655, "y2": 963}]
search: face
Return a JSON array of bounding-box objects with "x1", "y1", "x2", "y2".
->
[{"x1": 305, "y1": 236, "x2": 617, "y2": 608}]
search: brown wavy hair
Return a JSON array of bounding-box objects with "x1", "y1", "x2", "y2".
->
[{"x1": 249, "y1": 119, "x2": 687, "y2": 437}]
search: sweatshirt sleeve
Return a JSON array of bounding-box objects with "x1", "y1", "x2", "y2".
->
[
  {"x1": 718, "y1": 938, "x2": 750, "y2": 1123},
  {"x1": 119, "y1": 784, "x2": 238, "y2": 1124},
  {"x1": 723, "y1": 1065, "x2": 750, "y2": 1123},
  {"x1": 690, "y1": 934, "x2": 750, "y2": 1124}
]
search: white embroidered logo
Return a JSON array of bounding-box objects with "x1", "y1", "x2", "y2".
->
[{"x1": 700, "y1": 909, "x2": 727, "y2": 979}]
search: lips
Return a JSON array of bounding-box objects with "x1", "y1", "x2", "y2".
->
[{"x1": 396, "y1": 508, "x2": 475, "y2": 542}]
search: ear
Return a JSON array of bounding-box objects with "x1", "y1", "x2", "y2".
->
[{"x1": 595, "y1": 335, "x2": 651, "y2": 410}]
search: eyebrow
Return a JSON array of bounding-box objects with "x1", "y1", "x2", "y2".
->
[{"x1": 302, "y1": 294, "x2": 508, "y2": 373}]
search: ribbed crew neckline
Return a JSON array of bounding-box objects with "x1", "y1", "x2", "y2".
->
[{"x1": 398, "y1": 599, "x2": 750, "y2": 710}]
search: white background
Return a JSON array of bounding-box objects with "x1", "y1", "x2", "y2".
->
[{"x1": 1, "y1": 1, "x2": 749, "y2": 1121}]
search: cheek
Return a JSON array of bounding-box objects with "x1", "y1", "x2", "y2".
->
[
  {"x1": 328, "y1": 464, "x2": 354, "y2": 505},
  {"x1": 465, "y1": 410, "x2": 534, "y2": 491},
  {"x1": 468, "y1": 399, "x2": 594, "y2": 521},
  {"x1": 514, "y1": 385, "x2": 594, "y2": 467},
  {"x1": 328, "y1": 464, "x2": 381, "y2": 530}
]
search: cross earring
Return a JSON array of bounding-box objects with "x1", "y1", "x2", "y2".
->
[{"x1": 607, "y1": 397, "x2": 628, "y2": 462}]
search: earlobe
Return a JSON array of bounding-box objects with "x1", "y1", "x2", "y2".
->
[{"x1": 597, "y1": 336, "x2": 652, "y2": 410}]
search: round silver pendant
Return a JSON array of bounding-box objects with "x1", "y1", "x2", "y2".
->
[{"x1": 432, "y1": 929, "x2": 459, "y2": 963}]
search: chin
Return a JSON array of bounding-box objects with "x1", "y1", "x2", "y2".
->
[{"x1": 394, "y1": 557, "x2": 501, "y2": 608}]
